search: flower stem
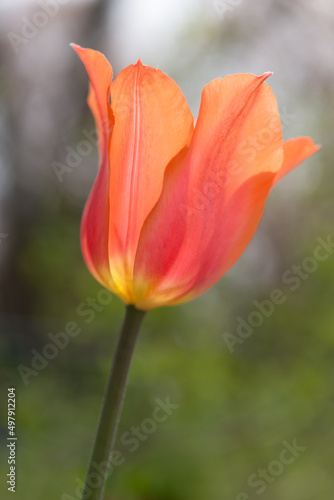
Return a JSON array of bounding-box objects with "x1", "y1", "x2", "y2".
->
[{"x1": 82, "y1": 305, "x2": 146, "y2": 500}]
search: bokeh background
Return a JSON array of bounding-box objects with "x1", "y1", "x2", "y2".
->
[{"x1": 1, "y1": 0, "x2": 334, "y2": 499}]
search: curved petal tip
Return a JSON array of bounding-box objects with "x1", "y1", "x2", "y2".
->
[{"x1": 273, "y1": 137, "x2": 320, "y2": 186}]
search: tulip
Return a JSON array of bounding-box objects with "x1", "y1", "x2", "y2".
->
[
  {"x1": 73, "y1": 44, "x2": 318, "y2": 311},
  {"x1": 71, "y1": 44, "x2": 319, "y2": 500}
]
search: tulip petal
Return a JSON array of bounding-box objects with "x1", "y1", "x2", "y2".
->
[
  {"x1": 134, "y1": 74, "x2": 285, "y2": 308},
  {"x1": 106, "y1": 61, "x2": 194, "y2": 302},
  {"x1": 273, "y1": 137, "x2": 320, "y2": 185},
  {"x1": 188, "y1": 73, "x2": 284, "y2": 202},
  {"x1": 72, "y1": 45, "x2": 117, "y2": 291}
]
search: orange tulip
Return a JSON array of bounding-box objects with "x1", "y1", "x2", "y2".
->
[{"x1": 73, "y1": 44, "x2": 319, "y2": 311}]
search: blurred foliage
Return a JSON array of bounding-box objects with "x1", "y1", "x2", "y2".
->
[{"x1": 2, "y1": 195, "x2": 334, "y2": 499}]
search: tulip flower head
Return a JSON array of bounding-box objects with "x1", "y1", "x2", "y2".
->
[{"x1": 73, "y1": 44, "x2": 318, "y2": 310}]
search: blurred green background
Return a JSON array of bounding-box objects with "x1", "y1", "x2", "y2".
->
[{"x1": 1, "y1": 0, "x2": 334, "y2": 499}]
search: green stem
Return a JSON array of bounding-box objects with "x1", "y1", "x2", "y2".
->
[{"x1": 82, "y1": 305, "x2": 146, "y2": 500}]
